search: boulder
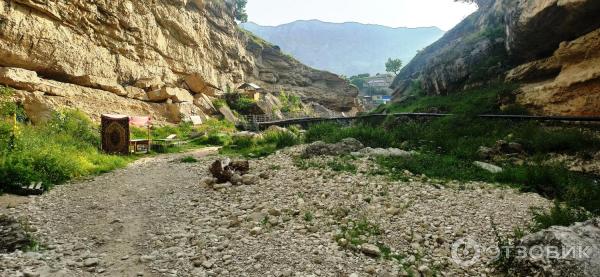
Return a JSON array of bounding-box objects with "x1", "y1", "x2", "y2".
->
[
  {"x1": 303, "y1": 138, "x2": 364, "y2": 157},
  {"x1": 148, "y1": 87, "x2": 193, "y2": 103},
  {"x1": 166, "y1": 102, "x2": 205, "y2": 123},
  {"x1": 218, "y1": 106, "x2": 238, "y2": 123},
  {"x1": 134, "y1": 77, "x2": 164, "y2": 92},
  {"x1": 185, "y1": 73, "x2": 217, "y2": 95},
  {"x1": 354, "y1": 147, "x2": 416, "y2": 158},
  {"x1": 473, "y1": 161, "x2": 504, "y2": 173},
  {"x1": 511, "y1": 218, "x2": 600, "y2": 277},
  {"x1": 71, "y1": 75, "x2": 127, "y2": 96},
  {"x1": 125, "y1": 86, "x2": 148, "y2": 101},
  {"x1": 0, "y1": 67, "x2": 43, "y2": 91},
  {"x1": 193, "y1": 93, "x2": 217, "y2": 114}
]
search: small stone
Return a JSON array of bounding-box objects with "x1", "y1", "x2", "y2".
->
[
  {"x1": 242, "y1": 174, "x2": 258, "y2": 185},
  {"x1": 22, "y1": 270, "x2": 40, "y2": 277},
  {"x1": 201, "y1": 260, "x2": 214, "y2": 269},
  {"x1": 83, "y1": 258, "x2": 99, "y2": 267},
  {"x1": 360, "y1": 243, "x2": 381, "y2": 257},
  {"x1": 418, "y1": 265, "x2": 431, "y2": 274},
  {"x1": 250, "y1": 227, "x2": 262, "y2": 235},
  {"x1": 268, "y1": 208, "x2": 282, "y2": 216},
  {"x1": 139, "y1": 255, "x2": 155, "y2": 263}
]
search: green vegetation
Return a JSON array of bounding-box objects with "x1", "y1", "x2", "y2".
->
[
  {"x1": 378, "y1": 82, "x2": 519, "y2": 114},
  {"x1": 278, "y1": 90, "x2": 302, "y2": 113},
  {"x1": 349, "y1": 73, "x2": 370, "y2": 90},
  {"x1": 224, "y1": 92, "x2": 257, "y2": 115},
  {"x1": 303, "y1": 211, "x2": 314, "y2": 222},
  {"x1": 530, "y1": 202, "x2": 592, "y2": 232},
  {"x1": 307, "y1": 83, "x2": 600, "y2": 224},
  {"x1": 234, "y1": 0, "x2": 248, "y2": 23},
  {"x1": 0, "y1": 86, "x2": 234, "y2": 193},
  {"x1": 221, "y1": 128, "x2": 302, "y2": 158},
  {"x1": 385, "y1": 58, "x2": 403, "y2": 75},
  {"x1": 180, "y1": 156, "x2": 198, "y2": 163},
  {"x1": 0, "y1": 109, "x2": 132, "y2": 193},
  {"x1": 335, "y1": 219, "x2": 381, "y2": 247},
  {"x1": 327, "y1": 156, "x2": 358, "y2": 173}
]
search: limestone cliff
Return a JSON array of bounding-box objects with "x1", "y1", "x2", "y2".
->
[
  {"x1": 391, "y1": 0, "x2": 600, "y2": 116},
  {"x1": 0, "y1": 0, "x2": 359, "y2": 124}
]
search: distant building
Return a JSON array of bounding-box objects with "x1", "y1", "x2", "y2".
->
[
  {"x1": 238, "y1": 83, "x2": 263, "y2": 101},
  {"x1": 364, "y1": 74, "x2": 394, "y2": 91},
  {"x1": 372, "y1": 95, "x2": 391, "y2": 105}
]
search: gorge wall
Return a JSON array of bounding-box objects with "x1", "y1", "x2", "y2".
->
[
  {"x1": 0, "y1": 0, "x2": 360, "y2": 124},
  {"x1": 391, "y1": 0, "x2": 600, "y2": 116}
]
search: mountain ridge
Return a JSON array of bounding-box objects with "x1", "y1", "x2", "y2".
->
[{"x1": 241, "y1": 20, "x2": 445, "y2": 76}]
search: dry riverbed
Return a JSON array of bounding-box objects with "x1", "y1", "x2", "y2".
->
[{"x1": 0, "y1": 146, "x2": 550, "y2": 276}]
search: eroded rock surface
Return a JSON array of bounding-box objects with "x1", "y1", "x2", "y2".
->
[
  {"x1": 0, "y1": 0, "x2": 360, "y2": 123},
  {"x1": 390, "y1": 0, "x2": 600, "y2": 116}
]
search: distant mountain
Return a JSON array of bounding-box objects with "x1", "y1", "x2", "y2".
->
[{"x1": 240, "y1": 20, "x2": 444, "y2": 76}]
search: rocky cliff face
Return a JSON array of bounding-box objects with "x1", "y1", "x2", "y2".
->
[
  {"x1": 391, "y1": 0, "x2": 600, "y2": 116},
  {"x1": 0, "y1": 0, "x2": 359, "y2": 124}
]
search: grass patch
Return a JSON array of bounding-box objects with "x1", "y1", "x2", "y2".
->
[
  {"x1": 180, "y1": 156, "x2": 198, "y2": 163},
  {"x1": 327, "y1": 156, "x2": 357, "y2": 173},
  {"x1": 335, "y1": 219, "x2": 381, "y2": 247},
  {"x1": 379, "y1": 82, "x2": 518, "y2": 115},
  {"x1": 221, "y1": 129, "x2": 302, "y2": 158},
  {"x1": 530, "y1": 202, "x2": 592, "y2": 232}
]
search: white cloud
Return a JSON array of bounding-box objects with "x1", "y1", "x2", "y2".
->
[{"x1": 246, "y1": 0, "x2": 478, "y2": 31}]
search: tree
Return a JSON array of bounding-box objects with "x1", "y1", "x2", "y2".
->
[
  {"x1": 234, "y1": 0, "x2": 248, "y2": 23},
  {"x1": 385, "y1": 58, "x2": 403, "y2": 75},
  {"x1": 454, "y1": 0, "x2": 483, "y2": 7}
]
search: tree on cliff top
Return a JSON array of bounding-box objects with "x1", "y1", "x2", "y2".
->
[
  {"x1": 235, "y1": 0, "x2": 248, "y2": 23},
  {"x1": 385, "y1": 58, "x2": 403, "y2": 75}
]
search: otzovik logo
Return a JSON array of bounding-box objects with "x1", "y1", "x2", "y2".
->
[{"x1": 451, "y1": 237, "x2": 482, "y2": 267}]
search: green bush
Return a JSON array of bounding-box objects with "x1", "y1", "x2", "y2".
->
[
  {"x1": 0, "y1": 110, "x2": 129, "y2": 193},
  {"x1": 530, "y1": 202, "x2": 592, "y2": 232},
  {"x1": 263, "y1": 130, "x2": 300, "y2": 148}
]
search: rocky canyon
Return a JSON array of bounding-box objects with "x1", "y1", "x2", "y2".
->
[
  {"x1": 391, "y1": 0, "x2": 600, "y2": 116},
  {"x1": 0, "y1": 0, "x2": 361, "y2": 124}
]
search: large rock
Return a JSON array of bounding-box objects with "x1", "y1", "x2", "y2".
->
[
  {"x1": 147, "y1": 87, "x2": 193, "y2": 103},
  {"x1": 505, "y1": 0, "x2": 600, "y2": 62},
  {"x1": 511, "y1": 218, "x2": 600, "y2": 277},
  {"x1": 70, "y1": 75, "x2": 127, "y2": 96},
  {"x1": 508, "y1": 28, "x2": 600, "y2": 115},
  {"x1": 303, "y1": 138, "x2": 364, "y2": 157}
]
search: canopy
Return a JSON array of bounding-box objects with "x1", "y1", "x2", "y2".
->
[{"x1": 129, "y1": 116, "x2": 151, "y2": 127}]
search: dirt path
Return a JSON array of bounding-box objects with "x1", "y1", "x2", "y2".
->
[
  {"x1": 1, "y1": 148, "x2": 220, "y2": 276},
  {"x1": 1, "y1": 146, "x2": 551, "y2": 277}
]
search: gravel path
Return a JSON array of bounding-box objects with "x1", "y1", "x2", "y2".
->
[{"x1": 1, "y1": 146, "x2": 551, "y2": 276}]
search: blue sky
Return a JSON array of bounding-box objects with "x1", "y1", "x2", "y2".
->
[{"x1": 246, "y1": 0, "x2": 478, "y2": 31}]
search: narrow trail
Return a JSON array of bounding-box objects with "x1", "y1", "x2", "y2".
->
[{"x1": 2, "y1": 148, "x2": 219, "y2": 276}]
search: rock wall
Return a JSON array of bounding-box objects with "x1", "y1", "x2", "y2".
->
[
  {"x1": 0, "y1": 0, "x2": 359, "y2": 124},
  {"x1": 391, "y1": 0, "x2": 600, "y2": 116}
]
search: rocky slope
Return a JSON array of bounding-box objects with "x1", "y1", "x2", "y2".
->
[
  {"x1": 0, "y1": 0, "x2": 359, "y2": 124},
  {"x1": 241, "y1": 20, "x2": 444, "y2": 76},
  {"x1": 391, "y1": 0, "x2": 600, "y2": 116}
]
